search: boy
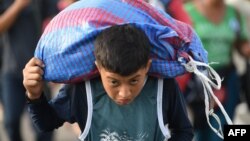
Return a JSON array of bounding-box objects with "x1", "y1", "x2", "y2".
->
[{"x1": 23, "y1": 24, "x2": 193, "y2": 141}]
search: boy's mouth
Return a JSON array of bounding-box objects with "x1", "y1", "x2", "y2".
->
[{"x1": 116, "y1": 98, "x2": 131, "y2": 105}]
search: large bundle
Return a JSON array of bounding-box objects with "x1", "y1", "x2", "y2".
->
[{"x1": 35, "y1": 0, "x2": 207, "y2": 83}]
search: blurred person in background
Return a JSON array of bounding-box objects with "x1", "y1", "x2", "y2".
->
[
  {"x1": 226, "y1": 0, "x2": 250, "y2": 111},
  {"x1": 0, "y1": 0, "x2": 30, "y2": 137},
  {"x1": 0, "y1": 0, "x2": 30, "y2": 101},
  {"x1": 184, "y1": 0, "x2": 250, "y2": 141},
  {"x1": 0, "y1": 0, "x2": 59, "y2": 141},
  {"x1": 0, "y1": 0, "x2": 30, "y2": 33}
]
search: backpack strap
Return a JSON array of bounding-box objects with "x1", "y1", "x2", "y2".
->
[
  {"x1": 79, "y1": 81, "x2": 93, "y2": 141},
  {"x1": 157, "y1": 78, "x2": 171, "y2": 140}
]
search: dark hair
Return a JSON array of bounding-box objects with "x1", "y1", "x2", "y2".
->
[{"x1": 94, "y1": 24, "x2": 151, "y2": 76}]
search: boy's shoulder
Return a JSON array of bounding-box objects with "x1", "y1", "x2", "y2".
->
[
  {"x1": 148, "y1": 76, "x2": 177, "y2": 85},
  {"x1": 145, "y1": 76, "x2": 179, "y2": 95}
]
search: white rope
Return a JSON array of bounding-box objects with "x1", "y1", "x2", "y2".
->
[{"x1": 180, "y1": 56, "x2": 233, "y2": 139}]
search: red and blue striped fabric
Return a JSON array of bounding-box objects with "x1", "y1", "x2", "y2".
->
[{"x1": 34, "y1": 0, "x2": 207, "y2": 83}]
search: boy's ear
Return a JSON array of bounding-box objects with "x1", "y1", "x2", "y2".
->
[
  {"x1": 95, "y1": 61, "x2": 100, "y2": 70},
  {"x1": 146, "y1": 59, "x2": 152, "y2": 71},
  {"x1": 95, "y1": 61, "x2": 105, "y2": 72}
]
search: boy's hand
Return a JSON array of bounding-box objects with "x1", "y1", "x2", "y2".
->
[{"x1": 23, "y1": 57, "x2": 45, "y2": 100}]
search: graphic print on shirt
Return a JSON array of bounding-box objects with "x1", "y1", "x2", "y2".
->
[{"x1": 100, "y1": 128, "x2": 148, "y2": 141}]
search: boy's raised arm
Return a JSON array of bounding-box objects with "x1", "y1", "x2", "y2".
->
[{"x1": 23, "y1": 57, "x2": 69, "y2": 132}]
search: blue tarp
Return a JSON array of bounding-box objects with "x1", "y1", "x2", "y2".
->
[{"x1": 35, "y1": 0, "x2": 207, "y2": 83}]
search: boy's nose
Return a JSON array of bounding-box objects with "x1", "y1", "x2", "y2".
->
[{"x1": 118, "y1": 85, "x2": 132, "y2": 98}]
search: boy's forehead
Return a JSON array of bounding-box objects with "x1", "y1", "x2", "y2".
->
[{"x1": 100, "y1": 67, "x2": 145, "y2": 79}]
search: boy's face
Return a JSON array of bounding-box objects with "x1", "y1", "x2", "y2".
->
[{"x1": 96, "y1": 60, "x2": 151, "y2": 105}]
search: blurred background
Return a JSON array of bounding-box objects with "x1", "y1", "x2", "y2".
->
[{"x1": 1, "y1": 0, "x2": 250, "y2": 141}]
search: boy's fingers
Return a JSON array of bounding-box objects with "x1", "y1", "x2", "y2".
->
[
  {"x1": 23, "y1": 79, "x2": 41, "y2": 87},
  {"x1": 27, "y1": 66, "x2": 44, "y2": 75},
  {"x1": 25, "y1": 73, "x2": 43, "y2": 81},
  {"x1": 26, "y1": 57, "x2": 45, "y2": 68}
]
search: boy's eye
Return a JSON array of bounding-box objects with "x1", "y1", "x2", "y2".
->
[
  {"x1": 109, "y1": 80, "x2": 119, "y2": 86},
  {"x1": 130, "y1": 79, "x2": 139, "y2": 85}
]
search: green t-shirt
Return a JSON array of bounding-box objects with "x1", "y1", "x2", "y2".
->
[
  {"x1": 185, "y1": 3, "x2": 249, "y2": 69},
  {"x1": 86, "y1": 77, "x2": 165, "y2": 141}
]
